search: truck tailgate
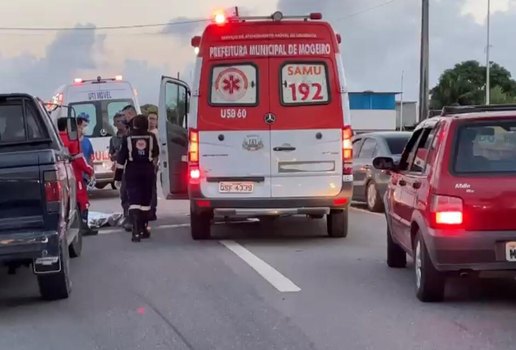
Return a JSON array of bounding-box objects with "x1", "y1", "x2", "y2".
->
[{"x1": 0, "y1": 151, "x2": 48, "y2": 232}]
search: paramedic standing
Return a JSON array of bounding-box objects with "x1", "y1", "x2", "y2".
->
[
  {"x1": 120, "y1": 104, "x2": 138, "y2": 231},
  {"x1": 147, "y1": 111, "x2": 159, "y2": 221},
  {"x1": 57, "y1": 117, "x2": 98, "y2": 236},
  {"x1": 114, "y1": 115, "x2": 159, "y2": 242},
  {"x1": 109, "y1": 112, "x2": 126, "y2": 191}
]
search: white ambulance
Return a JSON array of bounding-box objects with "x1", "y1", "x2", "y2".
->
[
  {"x1": 159, "y1": 11, "x2": 353, "y2": 240},
  {"x1": 49, "y1": 76, "x2": 141, "y2": 189}
]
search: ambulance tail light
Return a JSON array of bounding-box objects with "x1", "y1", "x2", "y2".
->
[
  {"x1": 342, "y1": 126, "x2": 353, "y2": 175},
  {"x1": 44, "y1": 171, "x2": 63, "y2": 205},
  {"x1": 188, "y1": 129, "x2": 201, "y2": 183},
  {"x1": 309, "y1": 13, "x2": 323, "y2": 20},
  {"x1": 188, "y1": 129, "x2": 199, "y2": 163},
  {"x1": 429, "y1": 195, "x2": 464, "y2": 229},
  {"x1": 342, "y1": 126, "x2": 353, "y2": 162}
]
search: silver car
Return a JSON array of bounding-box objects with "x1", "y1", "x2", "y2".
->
[{"x1": 352, "y1": 131, "x2": 412, "y2": 212}]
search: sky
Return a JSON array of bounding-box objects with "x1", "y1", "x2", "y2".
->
[{"x1": 0, "y1": 0, "x2": 515, "y2": 105}]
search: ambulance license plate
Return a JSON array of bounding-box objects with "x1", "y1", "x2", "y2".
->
[
  {"x1": 505, "y1": 242, "x2": 516, "y2": 262},
  {"x1": 218, "y1": 182, "x2": 254, "y2": 193}
]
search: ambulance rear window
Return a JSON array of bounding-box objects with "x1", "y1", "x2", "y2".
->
[
  {"x1": 281, "y1": 62, "x2": 330, "y2": 106},
  {"x1": 209, "y1": 64, "x2": 258, "y2": 106}
]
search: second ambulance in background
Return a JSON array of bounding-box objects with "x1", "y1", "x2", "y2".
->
[{"x1": 49, "y1": 76, "x2": 141, "y2": 190}]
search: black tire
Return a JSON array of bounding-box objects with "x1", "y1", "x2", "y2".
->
[
  {"x1": 69, "y1": 210, "x2": 82, "y2": 258},
  {"x1": 191, "y1": 209, "x2": 212, "y2": 240},
  {"x1": 326, "y1": 209, "x2": 348, "y2": 238},
  {"x1": 37, "y1": 243, "x2": 71, "y2": 301},
  {"x1": 366, "y1": 181, "x2": 384, "y2": 212},
  {"x1": 414, "y1": 232, "x2": 445, "y2": 302},
  {"x1": 387, "y1": 226, "x2": 406, "y2": 268}
]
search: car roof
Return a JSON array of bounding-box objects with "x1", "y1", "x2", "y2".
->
[
  {"x1": 0, "y1": 93, "x2": 35, "y2": 99},
  {"x1": 354, "y1": 131, "x2": 412, "y2": 139}
]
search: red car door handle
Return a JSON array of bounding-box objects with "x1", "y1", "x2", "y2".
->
[{"x1": 398, "y1": 179, "x2": 407, "y2": 186}]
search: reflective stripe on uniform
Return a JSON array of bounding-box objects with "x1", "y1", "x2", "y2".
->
[
  {"x1": 129, "y1": 205, "x2": 152, "y2": 211},
  {"x1": 116, "y1": 163, "x2": 125, "y2": 169}
]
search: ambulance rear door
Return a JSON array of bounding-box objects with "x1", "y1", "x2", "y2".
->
[
  {"x1": 269, "y1": 42, "x2": 343, "y2": 198},
  {"x1": 197, "y1": 58, "x2": 272, "y2": 199},
  {"x1": 159, "y1": 76, "x2": 190, "y2": 199}
]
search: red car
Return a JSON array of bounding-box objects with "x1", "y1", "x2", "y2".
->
[{"x1": 373, "y1": 104, "x2": 516, "y2": 302}]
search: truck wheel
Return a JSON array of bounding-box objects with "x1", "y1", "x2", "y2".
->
[
  {"x1": 414, "y1": 232, "x2": 445, "y2": 302},
  {"x1": 37, "y1": 244, "x2": 71, "y2": 301},
  {"x1": 326, "y1": 209, "x2": 348, "y2": 238},
  {"x1": 387, "y1": 226, "x2": 406, "y2": 268},
  {"x1": 366, "y1": 181, "x2": 384, "y2": 212},
  {"x1": 190, "y1": 210, "x2": 212, "y2": 240},
  {"x1": 69, "y1": 210, "x2": 82, "y2": 258}
]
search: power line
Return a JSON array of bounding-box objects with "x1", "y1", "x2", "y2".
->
[
  {"x1": 0, "y1": 18, "x2": 208, "y2": 32},
  {"x1": 334, "y1": 0, "x2": 402, "y2": 21}
]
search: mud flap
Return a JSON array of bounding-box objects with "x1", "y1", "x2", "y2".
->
[{"x1": 33, "y1": 256, "x2": 61, "y2": 275}]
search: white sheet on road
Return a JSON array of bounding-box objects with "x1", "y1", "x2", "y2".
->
[{"x1": 88, "y1": 211, "x2": 123, "y2": 228}]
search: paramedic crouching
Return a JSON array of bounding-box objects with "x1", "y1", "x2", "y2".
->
[{"x1": 114, "y1": 115, "x2": 159, "y2": 242}]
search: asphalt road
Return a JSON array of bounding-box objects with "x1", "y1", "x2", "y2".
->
[{"x1": 1, "y1": 189, "x2": 516, "y2": 350}]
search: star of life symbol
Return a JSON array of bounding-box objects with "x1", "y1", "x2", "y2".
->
[{"x1": 215, "y1": 67, "x2": 248, "y2": 102}]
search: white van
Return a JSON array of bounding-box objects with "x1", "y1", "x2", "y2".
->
[
  {"x1": 49, "y1": 76, "x2": 141, "y2": 189},
  {"x1": 159, "y1": 11, "x2": 353, "y2": 240}
]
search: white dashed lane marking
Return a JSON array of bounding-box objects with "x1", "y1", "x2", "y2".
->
[{"x1": 220, "y1": 240, "x2": 301, "y2": 293}]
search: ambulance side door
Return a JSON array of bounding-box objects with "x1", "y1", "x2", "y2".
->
[{"x1": 158, "y1": 76, "x2": 190, "y2": 199}]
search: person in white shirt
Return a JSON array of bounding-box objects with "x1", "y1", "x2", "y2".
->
[{"x1": 147, "y1": 112, "x2": 159, "y2": 221}]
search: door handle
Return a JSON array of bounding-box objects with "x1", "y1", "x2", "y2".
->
[
  {"x1": 412, "y1": 181, "x2": 421, "y2": 189},
  {"x1": 398, "y1": 179, "x2": 407, "y2": 186},
  {"x1": 273, "y1": 146, "x2": 296, "y2": 152}
]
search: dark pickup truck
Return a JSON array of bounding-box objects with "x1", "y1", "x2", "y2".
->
[{"x1": 0, "y1": 93, "x2": 82, "y2": 300}]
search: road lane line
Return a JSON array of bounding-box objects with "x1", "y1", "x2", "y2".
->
[{"x1": 220, "y1": 240, "x2": 301, "y2": 293}]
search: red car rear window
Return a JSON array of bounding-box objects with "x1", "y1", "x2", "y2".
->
[{"x1": 453, "y1": 119, "x2": 516, "y2": 173}]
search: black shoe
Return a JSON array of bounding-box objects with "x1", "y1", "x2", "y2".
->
[
  {"x1": 141, "y1": 225, "x2": 151, "y2": 239},
  {"x1": 132, "y1": 233, "x2": 141, "y2": 242}
]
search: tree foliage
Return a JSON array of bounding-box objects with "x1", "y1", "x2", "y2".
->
[{"x1": 430, "y1": 60, "x2": 516, "y2": 109}]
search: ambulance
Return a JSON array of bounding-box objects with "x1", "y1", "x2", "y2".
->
[
  {"x1": 159, "y1": 10, "x2": 353, "y2": 239},
  {"x1": 49, "y1": 76, "x2": 141, "y2": 189}
]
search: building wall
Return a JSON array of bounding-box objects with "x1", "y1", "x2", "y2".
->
[{"x1": 349, "y1": 92, "x2": 398, "y2": 132}]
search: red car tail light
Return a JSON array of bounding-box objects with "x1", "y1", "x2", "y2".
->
[{"x1": 429, "y1": 195, "x2": 464, "y2": 228}]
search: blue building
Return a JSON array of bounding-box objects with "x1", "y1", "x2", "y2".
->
[{"x1": 348, "y1": 91, "x2": 399, "y2": 133}]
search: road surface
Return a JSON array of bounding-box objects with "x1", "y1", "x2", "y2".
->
[{"x1": 0, "y1": 189, "x2": 515, "y2": 350}]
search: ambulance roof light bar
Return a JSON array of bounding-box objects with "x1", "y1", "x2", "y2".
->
[
  {"x1": 220, "y1": 10, "x2": 323, "y2": 23},
  {"x1": 72, "y1": 75, "x2": 124, "y2": 84}
]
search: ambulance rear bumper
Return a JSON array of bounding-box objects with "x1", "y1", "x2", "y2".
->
[{"x1": 190, "y1": 182, "x2": 352, "y2": 216}]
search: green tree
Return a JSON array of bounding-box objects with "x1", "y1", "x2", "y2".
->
[{"x1": 430, "y1": 60, "x2": 516, "y2": 109}]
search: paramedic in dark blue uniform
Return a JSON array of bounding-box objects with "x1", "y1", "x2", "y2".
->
[{"x1": 114, "y1": 115, "x2": 159, "y2": 242}]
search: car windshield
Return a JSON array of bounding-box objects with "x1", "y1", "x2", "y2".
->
[
  {"x1": 453, "y1": 120, "x2": 516, "y2": 173},
  {"x1": 385, "y1": 135, "x2": 411, "y2": 155}
]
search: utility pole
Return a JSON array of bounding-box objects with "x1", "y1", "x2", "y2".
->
[
  {"x1": 419, "y1": 0, "x2": 429, "y2": 121},
  {"x1": 486, "y1": 0, "x2": 491, "y2": 105},
  {"x1": 400, "y1": 70, "x2": 404, "y2": 131}
]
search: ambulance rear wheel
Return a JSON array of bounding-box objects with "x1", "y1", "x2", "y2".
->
[
  {"x1": 327, "y1": 209, "x2": 348, "y2": 238},
  {"x1": 191, "y1": 210, "x2": 212, "y2": 240}
]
